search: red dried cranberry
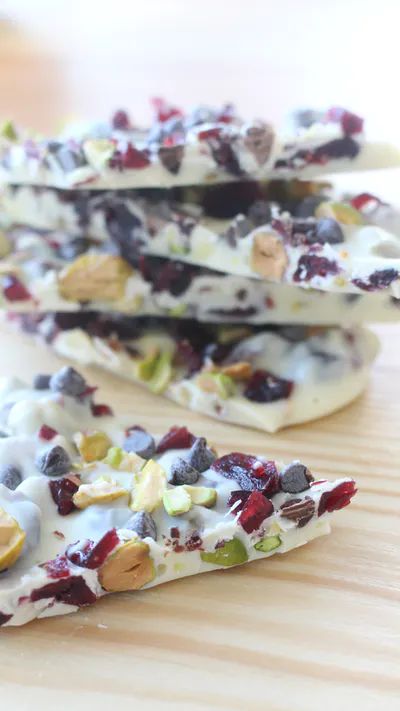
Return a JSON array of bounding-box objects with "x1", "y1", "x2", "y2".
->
[
  {"x1": 0, "y1": 612, "x2": 12, "y2": 625},
  {"x1": 49, "y1": 477, "x2": 80, "y2": 516},
  {"x1": 91, "y1": 402, "x2": 113, "y2": 417},
  {"x1": 112, "y1": 109, "x2": 131, "y2": 130},
  {"x1": 30, "y1": 576, "x2": 96, "y2": 606},
  {"x1": 340, "y1": 111, "x2": 364, "y2": 136},
  {"x1": 238, "y1": 491, "x2": 274, "y2": 533},
  {"x1": 156, "y1": 426, "x2": 196, "y2": 453},
  {"x1": 244, "y1": 370, "x2": 294, "y2": 403},
  {"x1": 122, "y1": 143, "x2": 150, "y2": 169},
  {"x1": 353, "y1": 269, "x2": 398, "y2": 292},
  {"x1": 318, "y1": 480, "x2": 357, "y2": 516},
  {"x1": 38, "y1": 424, "x2": 58, "y2": 441},
  {"x1": 185, "y1": 532, "x2": 203, "y2": 551},
  {"x1": 174, "y1": 339, "x2": 203, "y2": 375},
  {"x1": 67, "y1": 529, "x2": 119, "y2": 569},
  {"x1": 151, "y1": 97, "x2": 183, "y2": 123},
  {"x1": 227, "y1": 490, "x2": 251, "y2": 511},
  {"x1": 198, "y1": 126, "x2": 222, "y2": 141},
  {"x1": 42, "y1": 554, "x2": 70, "y2": 579},
  {"x1": 212, "y1": 452, "x2": 279, "y2": 492},
  {"x1": 216, "y1": 103, "x2": 236, "y2": 123},
  {"x1": 350, "y1": 193, "x2": 382, "y2": 211},
  {"x1": 293, "y1": 255, "x2": 339, "y2": 282},
  {"x1": 3, "y1": 275, "x2": 31, "y2": 302}
]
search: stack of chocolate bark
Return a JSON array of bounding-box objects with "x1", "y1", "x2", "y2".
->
[{"x1": 1, "y1": 100, "x2": 400, "y2": 432}]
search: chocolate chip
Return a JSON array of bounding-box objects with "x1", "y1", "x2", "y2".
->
[
  {"x1": 56, "y1": 238, "x2": 90, "y2": 261},
  {"x1": 315, "y1": 218, "x2": 344, "y2": 244},
  {"x1": 123, "y1": 427, "x2": 155, "y2": 459},
  {"x1": 280, "y1": 463, "x2": 313, "y2": 494},
  {"x1": 280, "y1": 497, "x2": 315, "y2": 527},
  {"x1": 49, "y1": 367, "x2": 87, "y2": 397},
  {"x1": 169, "y1": 457, "x2": 199, "y2": 485},
  {"x1": 125, "y1": 511, "x2": 157, "y2": 540},
  {"x1": 187, "y1": 437, "x2": 216, "y2": 472},
  {"x1": 294, "y1": 195, "x2": 326, "y2": 218},
  {"x1": 0, "y1": 465, "x2": 22, "y2": 490},
  {"x1": 33, "y1": 374, "x2": 51, "y2": 390},
  {"x1": 247, "y1": 199, "x2": 272, "y2": 226},
  {"x1": 36, "y1": 446, "x2": 71, "y2": 477}
]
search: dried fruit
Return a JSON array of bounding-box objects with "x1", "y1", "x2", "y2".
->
[
  {"x1": 123, "y1": 427, "x2": 156, "y2": 459},
  {"x1": 130, "y1": 459, "x2": 167, "y2": 512},
  {"x1": 163, "y1": 486, "x2": 192, "y2": 516},
  {"x1": 36, "y1": 445, "x2": 72, "y2": 477},
  {"x1": 293, "y1": 255, "x2": 339, "y2": 282},
  {"x1": 98, "y1": 539, "x2": 155, "y2": 592},
  {"x1": 169, "y1": 457, "x2": 199, "y2": 485},
  {"x1": 75, "y1": 430, "x2": 112, "y2": 463},
  {"x1": 73, "y1": 479, "x2": 128, "y2": 509},
  {"x1": 156, "y1": 426, "x2": 196, "y2": 453},
  {"x1": 66, "y1": 529, "x2": 120, "y2": 568},
  {"x1": 38, "y1": 424, "x2": 58, "y2": 441},
  {"x1": 91, "y1": 402, "x2": 113, "y2": 417},
  {"x1": 0, "y1": 466, "x2": 22, "y2": 490},
  {"x1": 238, "y1": 491, "x2": 274, "y2": 533},
  {"x1": 353, "y1": 269, "x2": 398, "y2": 292},
  {"x1": 49, "y1": 475, "x2": 80, "y2": 516},
  {"x1": 186, "y1": 437, "x2": 215, "y2": 473},
  {"x1": 120, "y1": 143, "x2": 151, "y2": 169},
  {"x1": 318, "y1": 480, "x2": 357, "y2": 515},
  {"x1": 0, "y1": 507, "x2": 26, "y2": 571},
  {"x1": 112, "y1": 109, "x2": 131, "y2": 130},
  {"x1": 30, "y1": 576, "x2": 96, "y2": 606},
  {"x1": 280, "y1": 463, "x2": 313, "y2": 494},
  {"x1": 184, "y1": 485, "x2": 217, "y2": 508},
  {"x1": 124, "y1": 511, "x2": 157, "y2": 540},
  {"x1": 250, "y1": 231, "x2": 288, "y2": 279},
  {"x1": 200, "y1": 538, "x2": 248, "y2": 567},
  {"x1": 50, "y1": 366, "x2": 87, "y2": 397},
  {"x1": 59, "y1": 254, "x2": 132, "y2": 302},
  {"x1": 280, "y1": 497, "x2": 315, "y2": 526},
  {"x1": 212, "y1": 453, "x2": 279, "y2": 492},
  {"x1": 244, "y1": 370, "x2": 294, "y2": 403},
  {"x1": 33, "y1": 374, "x2": 51, "y2": 390},
  {"x1": 254, "y1": 534, "x2": 281, "y2": 553},
  {"x1": 3, "y1": 275, "x2": 31, "y2": 302}
]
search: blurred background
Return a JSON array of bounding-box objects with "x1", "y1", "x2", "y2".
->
[{"x1": 1, "y1": 0, "x2": 400, "y2": 196}]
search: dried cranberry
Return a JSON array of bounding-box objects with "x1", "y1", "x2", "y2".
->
[
  {"x1": 340, "y1": 111, "x2": 364, "y2": 136},
  {"x1": 42, "y1": 554, "x2": 71, "y2": 579},
  {"x1": 350, "y1": 193, "x2": 382, "y2": 211},
  {"x1": 185, "y1": 532, "x2": 203, "y2": 551},
  {"x1": 91, "y1": 402, "x2": 113, "y2": 417},
  {"x1": 318, "y1": 480, "x2": 357, "y2": 516},
  {"x1": 151, "y1": 97, "x2": 183, "y2": 123},
  {"x1": 38, "y1": 424, "x2": 58, "y2": 441},
  {"x1": 112, "y1": 109, "x2": 131, "y2": 130},
  {"x1": 67, "y1": 529, "x2": 120, "y2": 569},
  {"x1": 174, "y1": 339, "x2": 203, "y2": 375},
  {"x1": 156, "y1": 426, "x2": 196, "y2": 453},
  {"x1": 212, "y1": 452, "x2": 279, "y2": 492},
  {"x1": 198, "y1": 126, "x2": 222, "y2": 141},
  {"x1": 0, "y1": 612, "x2": 12, "y2": 626},
  {"x1": 244, "y1": 370, "x2": 293, "y2": 403},
  {"x1": 49, "y1": 476, "x2": 80, "y2": 516},
  {"x1": 353, "y1": 269, "x2": 398, "y2": 292},
  {"x1": 122, "y1": 144, "x2": 150, "y2": 169},
  {"x1": 30, "y1": 576, "x2": 96, "y2": 607},
  {"x1": 293, "y1": 255, "x2": 339, "y2": 282},
  {"x1": 238, "y1": 491, "x2": 274, "y2": 533},
  {"x1": 3, "y1": 275, "x2": 31, "y2": 302},
  {"x1": 227, "y1": 490, "x2": 251, "y2": 511}
]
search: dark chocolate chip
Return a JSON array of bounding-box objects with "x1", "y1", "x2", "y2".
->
[
  {"x1": 56, "y1": 237, "x2": 90, "y2": 261},
  {"x1": 294, "y1": 195, "x2": 326, "y2": 218},
  {"x1": 169, "y1": 457, "x2": 199, "y2": 485},
  {"x1": 123, "y1": 428, "x2": 156, "y2": 460},
  {"x1": 315, "y1": 218, "x2": 344, "y2": 244},
  {"x1": 280, "y1": 497, "x2": 315, "y2": 525},
  {"x1": 49, "y1": 367, "x2": 87, "y2": 397},
  {"x1": 187, "y1": 437, "x2": 216, "y2": 472},
  {"x1": 36, "y1": 446, "x2": 72, "y2": 477},
  {"x1": 280, "y1": 463, "x2": 313, "y2": 494},
  {"x1": 125, "y1": 511, "x2": 157, "y2": 540},
  {"x1": 33, "y1": 374, "x2": 51, "y2": 390},
  {"x1": 0, "y1": 465, "x2": 22, "y2": 490}
]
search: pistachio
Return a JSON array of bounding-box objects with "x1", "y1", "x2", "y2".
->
[
  {"x1": 130, "y1": 459, "x2": 167, "y2": 513},
  {"x1": 75, "y1": 431, "x2": 112, "y2": 463},
  {"x1": 184, "y1": 485, "x2": 217, "y2": 508},
  {"x1": 98, "y1": 539, "x2": 155, "y2": 592},
  {"x1": 250, "y1": 231, "x2": 288, "y2": 280},
  {"x1": 58, "y1": 254, "x2": 132, "y2": 302},
  {"x1": 0, "y1": 120, "x2": 17, "y2": 141},
  {"x1": 0, "y1": 232, "x2": 12, "y2": 259},
  {"x1": 196, "y1": 372, "x2": 236, "y2": 399},
  {"x1": 83, "y1": 138, "x2": 115, "y2": 169},
  {"x1": 0, "y1": 507, "x2": 26, "y2": 572},
  {"x1": 163, "y1": 486, "x2": 192, "y2": 516},
  {"x1": 73, "y1": 478, "x2": 128, "y2": 509},
  {"x1": 103, "y1": 446, "x2": 145, "y2": 473}
]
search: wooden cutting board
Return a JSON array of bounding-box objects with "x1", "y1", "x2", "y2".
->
[{"x1": 0, "y1": 323, "x2": 398, "y2": 711}]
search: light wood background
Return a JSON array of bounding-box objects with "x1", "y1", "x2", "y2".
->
[{"x1": 0, "y1": 3, "x2": 399, "y2": 710}]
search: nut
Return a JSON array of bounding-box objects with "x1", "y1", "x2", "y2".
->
[
  {"x1": 73, "y1": 478, "x2": 128, "y2": 509},
  {"x1": 221, "y1": 361, "x2": 252, "y2": 381},
  {"x1": 196, "y1": 372, "x2": 235, "y2": 399},
  {"x1": 58, "y1": 254, "x2": 133, "y2": 302},
  {"x1": 250, "y1": 231, "x2": 288, "y2": 280},
  {"x1": 75, "y1": 430, "x2": 113, "y2": 463},
  {"x1": 130, "y1": 459, "x2": 167, "y2": 512},
  {"x1": 0, "y1": 507, "x2": 26, "y2": 572},
  {"x1": 98, "y1": 539, "x2": 155, "y2": 592}
]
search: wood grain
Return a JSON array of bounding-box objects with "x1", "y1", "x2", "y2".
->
[{"x1": 0, "y1": 5, "x2": 400, "y2": 709}]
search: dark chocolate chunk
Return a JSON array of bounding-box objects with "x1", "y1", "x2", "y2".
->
[{"x1": 280, "y1": 463, "x2": 313, "y2": 494}]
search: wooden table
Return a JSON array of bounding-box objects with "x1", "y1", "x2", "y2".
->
[
  {"x1": 0, "y1": 6, "x2": 400, "y2": 708},
  {"x1": 0, "y1": 322, "x2": 399, "y2": 711}
]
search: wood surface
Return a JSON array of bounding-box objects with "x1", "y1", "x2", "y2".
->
[{"x1": 0, "y1": 4, "x2": 399, "y2": 710}]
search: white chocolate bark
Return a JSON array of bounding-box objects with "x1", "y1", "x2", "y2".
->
[
  {"x1": 0, "y1": 369, "x2": 357, "y2": 627},
  {"x1": 12, "y1": 315, "x2": 379, "y2": 433}
]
